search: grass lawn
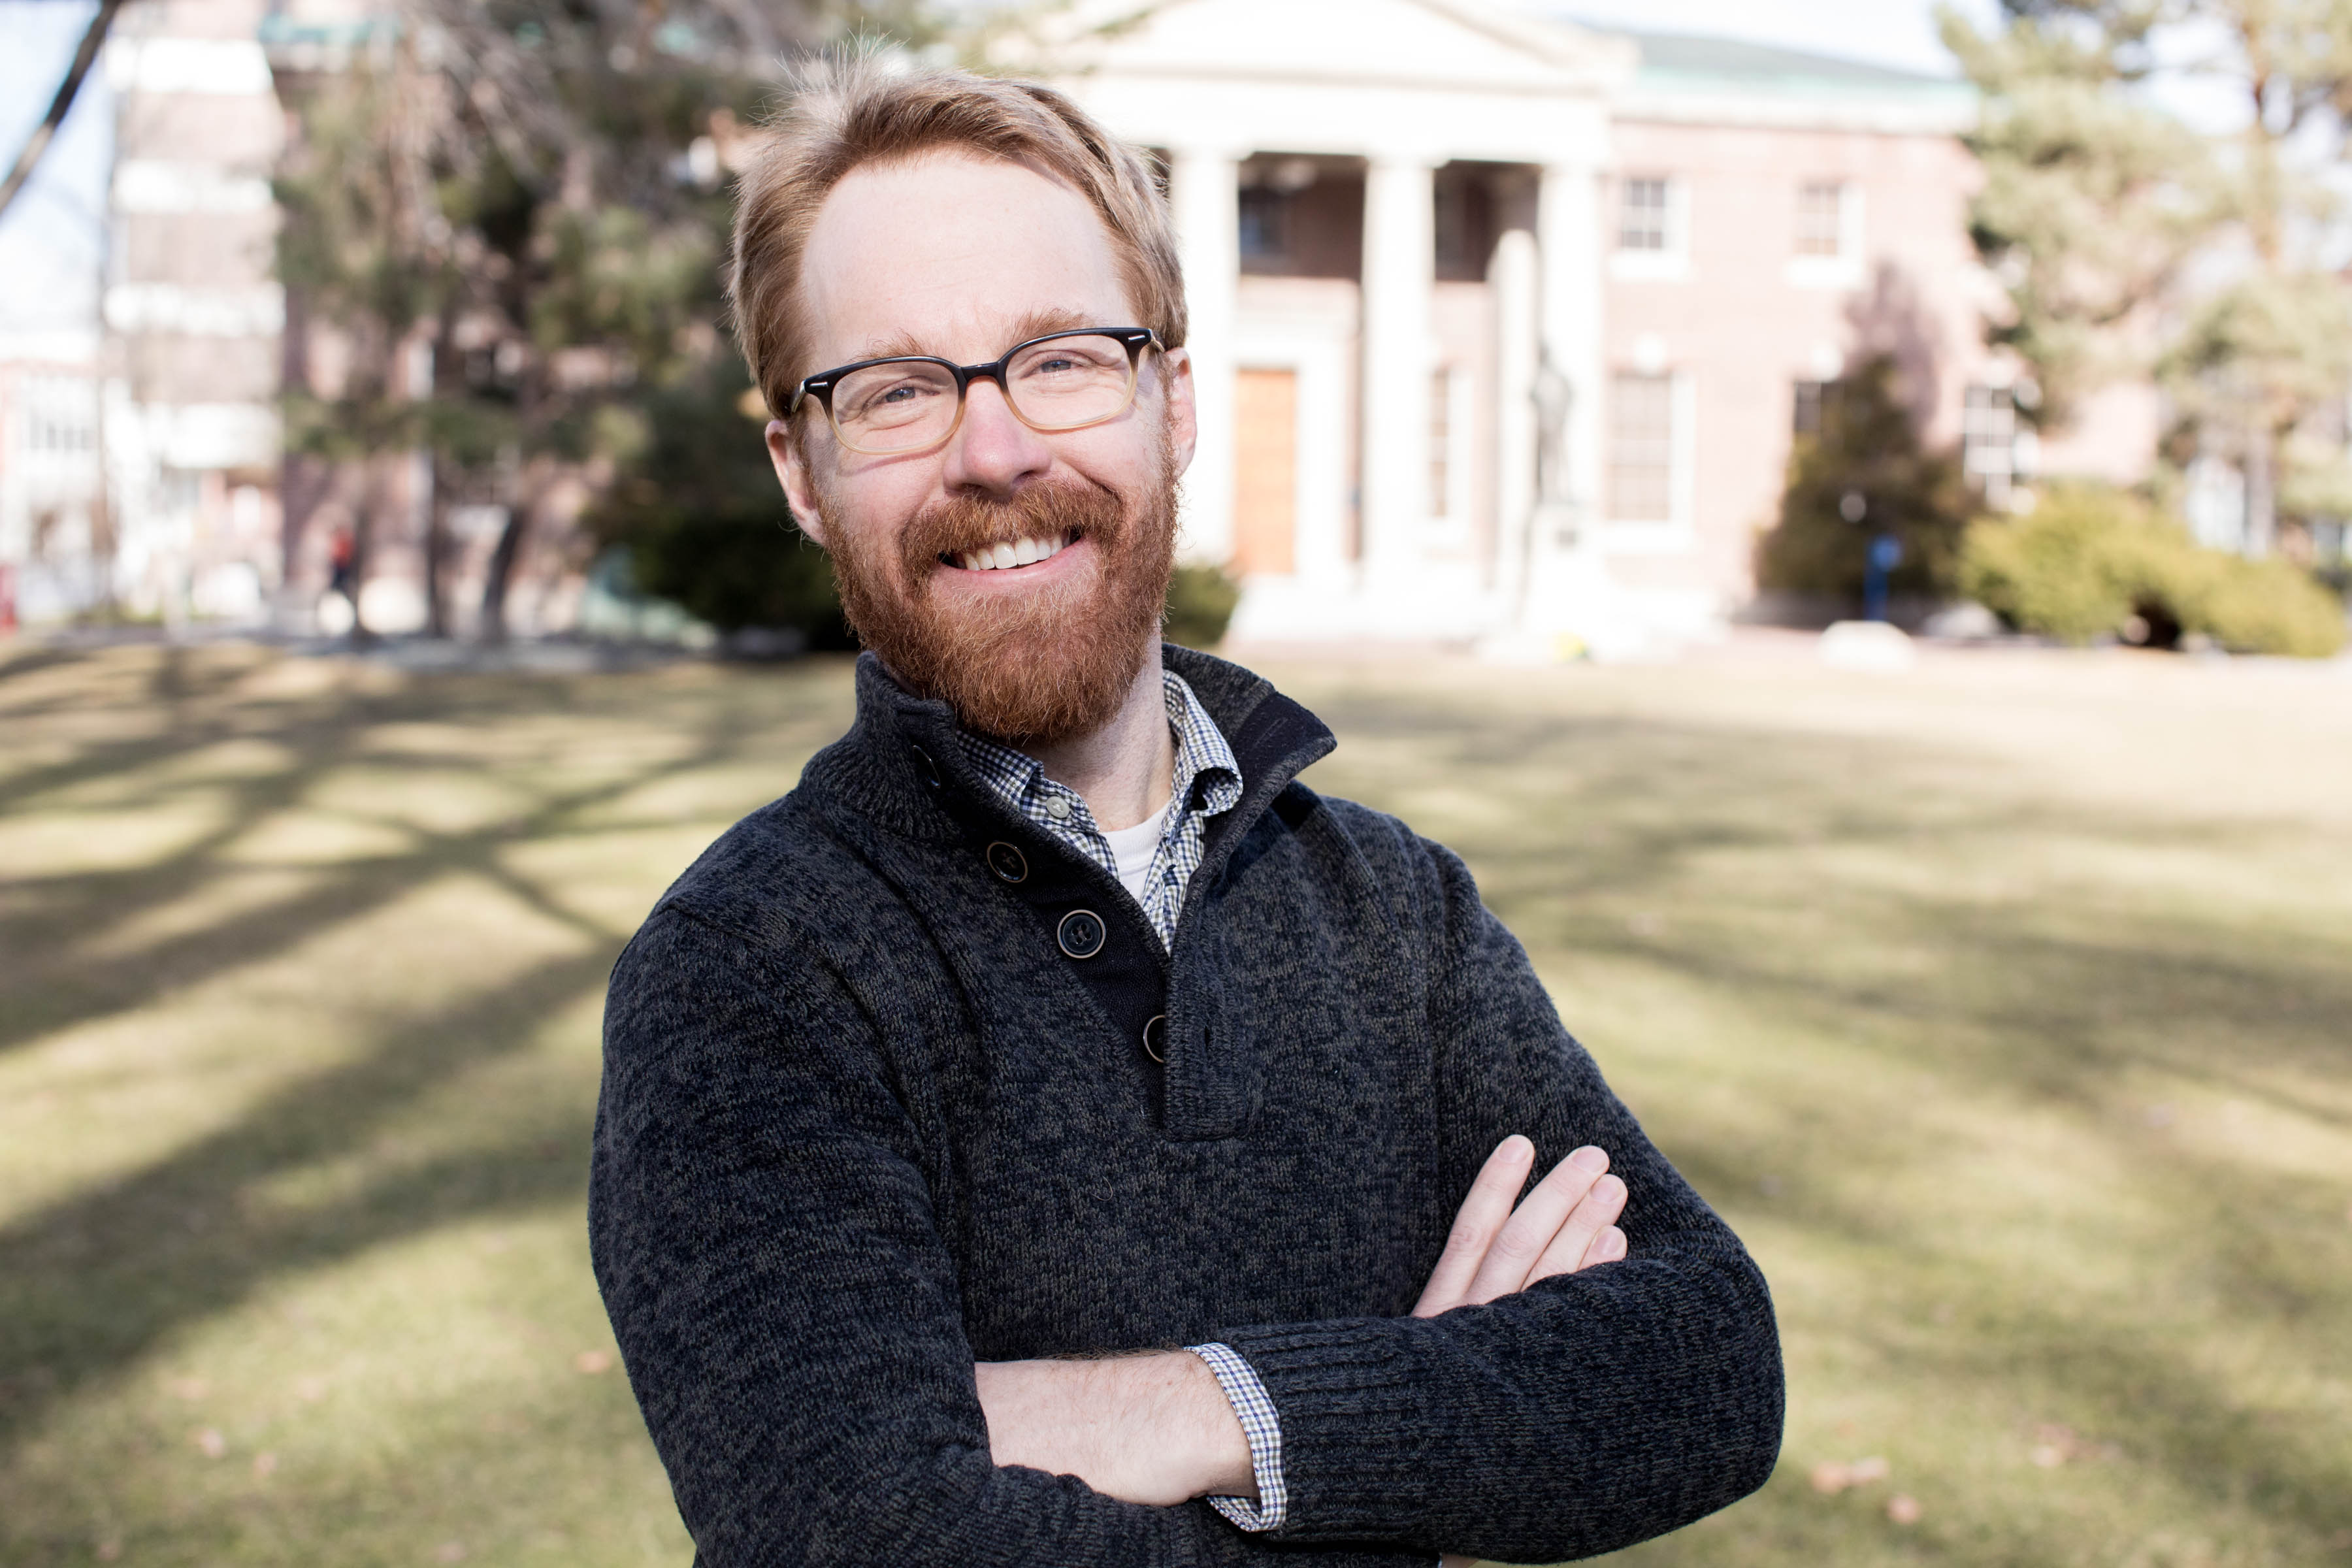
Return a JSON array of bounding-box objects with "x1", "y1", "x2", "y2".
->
[{"x1": 1, "y1": 637, "x2": 2347, "y2": 1567}]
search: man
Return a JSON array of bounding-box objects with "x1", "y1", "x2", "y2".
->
[{"x1": 591, "y1": 60, "x2": 1782, "y2": 1568}]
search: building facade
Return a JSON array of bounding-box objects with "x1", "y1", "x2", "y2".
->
[{"x1": 1034, "y1": 0, "x2": 2154, "y2": 651}]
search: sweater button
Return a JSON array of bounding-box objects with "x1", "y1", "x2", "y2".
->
[
  {"x1": 1056, "y1": 909, "x2": 1106, "y2": 959},
  {"x1": 985, "y1": 841, "x2": 1028, "y2": 883},
  {"x1": 907, "y1": 743, "x2": 942, "y2": 789},
  {"x1": 1142, "y1": 1014, "x2": 1166, "y2": 1062}
]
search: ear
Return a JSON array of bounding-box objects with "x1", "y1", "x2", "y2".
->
[
  {"x1": 1156, "y1": 346, "x2": 1199, "y2": 480},
  {"x1": 769, "y1": 419, "x2": 828, "y2": 547}
]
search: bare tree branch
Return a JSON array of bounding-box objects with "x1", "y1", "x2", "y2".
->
[{"x1": 0, "y1": 0, "x2": 133, "y2": 223}]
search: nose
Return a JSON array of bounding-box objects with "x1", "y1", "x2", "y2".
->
[{"x1": 939, "y1": 375, "x2": 1053, "y2": 498}]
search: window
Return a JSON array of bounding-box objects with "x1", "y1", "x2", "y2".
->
[
  {"x1": 1238, "y1": 186, "x2": 1289, "y2": 261},
  {"x1": 1429, "y1": 368, "x2": 1453, "y2": 519},
  {"x1": 1792, "y1": 379, "x2": 1831, "y2": 436},
  {"x1": 1618, "y1": 177, "x2": 1671, "y2": 252},
  {"x1": 1609, "y1": 372, "x2": 1676, "y2": 523},
  {"x1": 1962, "y1": 384, "x2": 2017, "y2": 507},
  {"x1": 1796, "y1": 182, "x2": 1847, "y2": 257},
  {"x1": 1428, "y1": 365, "x2": 1471, "y2": 524}
]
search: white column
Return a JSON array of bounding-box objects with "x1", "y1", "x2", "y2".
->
[
  {"x1": 1168, "y1": 148, "x2": 1241, "y2": 567},
  {"x1": 1537, "y1": 162, "x2": 1604, "y2": 548},
  {"x1": 1358, "y1": 154, "x2": 1437, "y2": 581},
  {"x1": 1489, "y1": 227, "x2": 1540, "y2": 612}
]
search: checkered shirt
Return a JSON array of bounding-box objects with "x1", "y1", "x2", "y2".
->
[
  {"x1": 958, "y1": 669, "x2": 1243, "y2": 949},
  {"x1": 960, "y1": 673, "x2": 1286, "y2": 1529},
  {"x1": 1186, "y1": 1341, "x2": 1290, "y2": 1531}
]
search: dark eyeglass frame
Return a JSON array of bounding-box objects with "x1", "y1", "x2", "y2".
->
[{"x1": 788, "y1": 327, "x2": 1162, "y2": 455}]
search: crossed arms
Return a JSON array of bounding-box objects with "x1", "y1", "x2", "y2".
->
[{"x1": 977, "y1": 1132, "x2": 1631, "y2": 1505}]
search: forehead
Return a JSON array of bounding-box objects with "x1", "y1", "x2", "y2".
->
[{"x1": 797, "y1": 150, "x2": 1133, "y2": 369}]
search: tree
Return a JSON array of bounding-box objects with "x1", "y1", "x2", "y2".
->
[
  {"x1": 276, "y1": 0, "x2": 936, "y2": 640},
  {"x1": 583, "y1": 354, "x2": 851, "y2": 643},
  {"x1": 1946, "y1": 0, "x2": 2352, "y2": 558},
  {"x1": 1756, "y1": 354, "x2": 1976, "y2": 608}
]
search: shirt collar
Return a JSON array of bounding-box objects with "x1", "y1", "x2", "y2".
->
[{"x1": 958, "y1": 668, "x2": 1243, "y2": 835}]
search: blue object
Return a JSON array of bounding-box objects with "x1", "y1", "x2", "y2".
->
[{"x1": 1864, "y1": 532, "x2": 1903, "y2": 622}]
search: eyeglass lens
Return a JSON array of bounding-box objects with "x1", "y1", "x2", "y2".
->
[{"x1": 829, "y1": 334, "x2": 1137, "y2": 453}]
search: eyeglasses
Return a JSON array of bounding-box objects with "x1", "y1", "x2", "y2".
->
[{"x1": 789, "y1": 327, "x2": 1161, "y2": 457}]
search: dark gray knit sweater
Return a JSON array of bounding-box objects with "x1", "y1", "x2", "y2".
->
[{"x1": 589, "y1": 646, "x2": 1783, "y2": 1567}]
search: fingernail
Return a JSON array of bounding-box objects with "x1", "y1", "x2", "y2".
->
[
  {"x1": 1569, "y1": 1146, "x2": 1609, "y2": 1174},
  {"x1": 1500, "y1": 1134, "x2": 1533, "y2": 1160},
  {"x1": 1605, "y1": 1226, "x2": 1628, "y2": 1258}
]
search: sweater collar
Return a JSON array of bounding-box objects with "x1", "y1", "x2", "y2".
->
[{"x1": 809, "y1": 645, "x2": 1336, "y2": 851}]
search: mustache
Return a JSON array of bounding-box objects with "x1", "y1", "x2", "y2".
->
[{"x1": 898, "y1": 482, "x2": 1126, "y2": 576}]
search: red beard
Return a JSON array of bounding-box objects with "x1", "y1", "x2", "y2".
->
[{"x1": 821, "y1": 453, "x2": 1178, "y2": 746}]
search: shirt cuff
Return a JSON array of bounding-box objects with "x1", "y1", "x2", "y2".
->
[{"x1": 1186, "y1": 1341, "x2": 1288, "y2": 1531}]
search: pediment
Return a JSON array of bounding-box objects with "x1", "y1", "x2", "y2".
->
[{"x1": 1000, "y1": 0, "x2": 1634, "y2": 96}]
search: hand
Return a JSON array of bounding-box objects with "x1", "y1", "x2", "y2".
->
[
  {"x1": 974, "y1": 1350, "x2": 1256, "y2": 1506},
  {"x1": 1413, "y1": 1135, "x2": 1627, "y2": 1318}
]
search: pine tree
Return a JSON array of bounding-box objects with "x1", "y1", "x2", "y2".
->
[{"x1": 1947, "y1": 0, "x2": 2352, "y2": 559}]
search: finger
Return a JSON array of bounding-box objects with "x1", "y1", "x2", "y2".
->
[
  {"x1": 1583, "y1": 1224, "x2": 1628, "y2": 1267},
  {"x1": 1464, "y1": 1146, "x2": 1610, "y2": 1306},
  {"x1": 1529, "y1": 1173, "x2": 1628, "y2": 1287},
  {"x1": 1413, "y1": 1135, "x2": 1535, "y2": 1317}
]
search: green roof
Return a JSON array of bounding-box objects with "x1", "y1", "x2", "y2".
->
[{"x1": 1564, "y1": 20, "x2": 1975, "y2": 98}]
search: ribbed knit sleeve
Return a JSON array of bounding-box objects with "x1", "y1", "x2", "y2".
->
[
  {"x1": 590, "y1": 904, "x2": 1428, "y2": 1568},
  {"x1": 1212, "y1": 820, "x2": 1784, "y2": 1563}
]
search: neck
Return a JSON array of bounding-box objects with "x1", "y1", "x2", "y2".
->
[{"x1": 1017, "y1": 641, "x2": 1173, "y2": 832}]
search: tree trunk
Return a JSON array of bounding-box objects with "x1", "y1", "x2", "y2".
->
[
  {"x1": 423, "y1": 453, "x2": 453, "y2": 638},
  {"x1": 2244, "y1": 421, "x2": 2276, "y2": 559},
  {"x1": 478, "y1": 493, "x2": 530, "y2": 644},
  {"x1": 347, "y1": 460, "x2": 382, "y2": 645}
]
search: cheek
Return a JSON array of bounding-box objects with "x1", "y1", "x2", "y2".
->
[{"x1": 820, "y1": 468, "x2": 930, "y2": 567}]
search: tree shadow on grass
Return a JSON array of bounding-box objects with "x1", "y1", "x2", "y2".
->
[
  {"x1": 1299, "y1": 684, "x2": 2352, "y2": 1560},
  {"x1": 0, "y1": 944, "x2": 614, "y2": 1453},
  {"x1": 0, "y1": 646, "x2": 851, "y2": 1467},
  {"x1": 0, "y1": 647, "x2": 841, "y2": 1058}
]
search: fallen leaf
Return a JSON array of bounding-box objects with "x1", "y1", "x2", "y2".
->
[
  {"x1": 1810, "y1": 1460, "x2": 1852, "y2": 1495},
  {"x1": 96, "y1": 1539, "x2": 122, "y2": 1562},
  {"x1": 165, "y1": 1376, "x2": 208, "y2": 1402},
  {"x1": 194, "y1": 1427, "x2": 226, "y2": 1459},
  {"x1": 434, "y1": 1542, "x2": 467, "y2": 1563},
  {"x1": 253, "y1": 1451, "x2": 278, "y2": 1478},
  {"x1": 1849, "y1": 1456, "x2": 1890, "y2": 1484},
  {"x1": 2031, "y1": 1444, "x2": 2066, "y2": 1469},
  {"x1": 573, "y1": 1350, "x2": 613, "y2": 1375},
  {"x1": 1887, "y1": 1493, "x2": 1921, "y2": 1526}
]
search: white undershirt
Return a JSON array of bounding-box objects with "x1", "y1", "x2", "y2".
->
[{"x1": 1100, "y1": 798, "x2": 1172, "y2": 904}]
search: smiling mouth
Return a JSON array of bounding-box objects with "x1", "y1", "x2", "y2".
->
[{"x1": 942, "y1": 531, "x2": 1077, "y2": 573}]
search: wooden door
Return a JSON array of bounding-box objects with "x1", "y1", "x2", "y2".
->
[{"x1": 1232, "y1": 367, "x2": 1297, "y2": 576}]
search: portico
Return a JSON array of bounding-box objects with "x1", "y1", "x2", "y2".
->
[{"x1": 1028, "y1": 0, "x2": 1635, "y2": 647}]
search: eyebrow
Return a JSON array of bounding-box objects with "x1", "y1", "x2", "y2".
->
[{"x1": 847, "y1": 307, "x2": 1098, "y2": 368}]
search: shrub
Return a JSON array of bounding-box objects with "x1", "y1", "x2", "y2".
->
[
  {"x1": 1757, "y1": 354, "x2": 1977, "y2": 602},
  {"x1": 585, "y1": 361, "x2": 853, "y2": 645},
  {"x1": 1164, "y1": 563, "x2": 1240, "y2": 649},
  {"x1": 1961, "y1": 483, "x2": 2347, "y2": 657},
  {"x1": 2187, "y1": 553, "x2": 2347, "y2": 657}
]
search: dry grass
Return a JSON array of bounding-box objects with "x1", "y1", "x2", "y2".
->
[{"x1": 1, "y1": 638, "x2": 2347, "y2": 1567}]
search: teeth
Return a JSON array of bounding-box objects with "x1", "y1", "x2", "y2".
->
[{"x1": 954, "y1": 534, "x2": 1072, "y2": 572}]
